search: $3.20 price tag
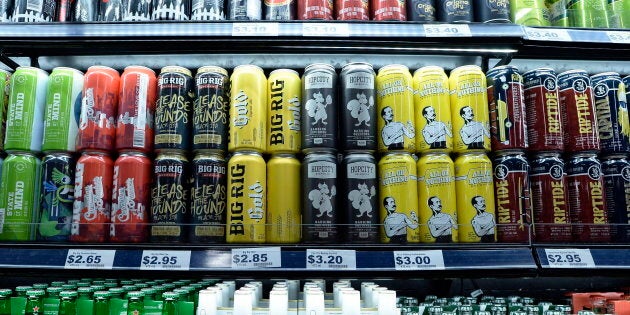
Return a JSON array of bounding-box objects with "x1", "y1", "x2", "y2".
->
[
  {"x1": 424, "y1": 24, "x2": 472, "y2": 37},
  {"x1": 544, "y1": 249, "x2": 595, "y2": 268},
  {"x1": 65, "y1": 249, "x2": 116, "y2": 270},
  {"x1": 302, "y1": 23, "x2": 350, "y2": 37},
  {"x1": 524, "y1": 27, "x2": 572, "y2": 42},
  {"x1": 231, "y1": 247, "x2": 281, "y2": 269},
  {"x1": 393, "y1": 250, "x2": 445, "y2": 270},
  {"x1": 232, "y1": 22, "x2": 279, "y2": 37},
  {"x1": 306, "y1": 249, "x2": 356, "y2": 270},
  {"x1": 140, "y1": 250, "x2": 191, "y2": 271},
  {"x1": 606, "y1": 31, "x2": 630, "y2": 44}
]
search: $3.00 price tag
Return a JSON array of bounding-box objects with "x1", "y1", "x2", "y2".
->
[
  {"x1": 393, "y1": 250, "x2": 445, "y2": 271},
  {"x1": 306, "y1": 249, "x2": 356, "y2": 270},
  {"x1": 544, "y1": 249, "x2": 595, "y2": 268},
  {"x1": 231, "y1": 247, "x2": 281, "y2": 269},
  {"x1": 606, "y1": 31, "x2": 630, "y2": 44},
  {"x1": 140, "y1": 250, "x2": 191, "y2": 270},
  {"x1": 424, "y1": 24, "x2": 472, "y2": 37},
  {"x1": 65, "y1": 249, "x2": 116, "y2": 270},
  {"x1": 302, "y1": 23, "x2": 350, "y2": 37},
  {"x1": 232, "y1": 23, "x2": 279, "y2": 37},
  {"x1": 524, "y1": 27, "x2": 572, "y2": 42}
]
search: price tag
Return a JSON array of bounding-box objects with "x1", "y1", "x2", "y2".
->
[
  {"x1": 232, "y1": 23, "x2": 279, "y2": 36},
  {"x1": 544, "y1": 249, "x2": 595, "y2": 268},
  {"x1": 302, "y1": 23, "x2": 350, "y2": 37},
  {"x1": 393, "y1": 250, "x2": 445, "y2": 270},
  {"x1": 140, "y1": 250, "x2": 191, "y2": 270},
  {"x1": 606, "y1": 31, "x2": 630, "y2": 44},
  {"x1": 231, "y1": 247, "x2": 281, "y2": 269},
  {"x1": 424, "y1": 24, "x2": 471, "y2": 37},
  {"x1": 65, "y1": 249, "x2": 115, "y2": 270},
  {"x1": 306, "y1": 249, "x2": 356, "y2": 270},
  {"x1": 524, "y1": 27, "x2": 572, "y2": 42}
]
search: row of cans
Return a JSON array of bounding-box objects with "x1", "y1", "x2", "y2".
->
[{"x1": 512, "y1": 0, "x2": 628, "y2": 29}]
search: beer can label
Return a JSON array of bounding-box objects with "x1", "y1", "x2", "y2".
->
[
  {"x1": 155, "y1": 70, "x2": 194, "y2": 151},
  {"x1": 591, "y1": 73, "x2": 630, "y2": 154},
  {"x1": 298, "y1": 0, "x2": 333, "y2": 19},
  {"x1": 341, "y1": 70, "x2": 376, "y2": 151},
  {"x1": 437, "y1": 0, "x2": 472, "y2": 21},
  {"x1": 450, "y1": 67, "x2": 490, "y2": 153},
  {"x1": 371, "y1": 0, "x2": 406, "y2": 20},
  {"x1": 417, "y1": 154, "x2": 457, "y2": 243},
  {"x1": 73, "y1": 0, "x2": 98, "y2": 21},
  {"x1": 523, "y1": 69, "x2": 564, "y2": 151},
  {"x1": 123, "y1": 0, "x2": 152, "y2": 20},
  {"x1": 302, "y1": 68, "x2": 337, "y2": 149},
  {"x1": 151, "y1": 156, "x2": 189, "y2": 242},
  {"x1": 0, "y1": 71, "x2": 10, "y2": 152},
  {"x1": 111, "y1": 154, "x2": 151, "y2": 243},
  {"x1": 227, "y1": 154, "x2": 266, "y2": 243},
  {"x1": 493, "y1": 154, "x2": 532, "y2": 243},
  {"x1": 414, "y1": 68, "x2": 453, "y2": 153},
  {"x1": 0, "y1": 154, "x2": 41, "y2": 241},
  {"x1": 43, "y1": 68, "x2": 83, "y2": 153},
  {"x1": 377, "y1": 67, "x2": 416, "y2": 152},
  {"x1": 407, "y1": 0, "x2": 436, "y2": 21},
  {"x1": 378, "y1": 154, "x2": 419, "y2": 243},
  {"x1": 193, "y1": 71, "x2": 229, "y2": 151},
  {"x1": 99, "y1": 0, "x2": 123, "y2": 21},
  {"x1": 192, "y1": 0, "x2": 225, "y2": 19},
  {"x1": 152, "y1": 0, "x2": 190, "y2": 19},
  {"x1": 558, "y1": 71, "x2": 600, "y2": 152},
  {"x1": 343, "y1": 158, "x2": 378, "y2": 243},
  {"x1": 38, "y1": 154, "x2": 75, "y2": 241},
  {"x1": 190, "y1": 157, "x2": 227, "y2": 243},
  {"x1": 303, "y1": 157, "x2": 338, "y2": 243},
  {"x1": 567, "y1": 156, "x2": 609, "y2": 242},
  {"x1": 117, "y1": 69, "x2": 157, "y2": 153},
  {"x1": 265, "y1": 0, "x2": 294, "y2": 20},
  {"x1": 228, "y1": 0, "x2": 262, "y2": 19},
  {"x1": 0, "y1": 0, "x2": 12, "y2": 21},
  {"x1": 487, "y1": 67, "x2": 528, "y2": 150},
  {"x1": 77, "y1": 67, "x2": 119, "y2": 152},
  {"x1": 602, "y1": 157, "x2": 630, "y2": 242},
  {"x1": 267, "y1": 155, "x2": 301, "y2": 243},
  {"x1": 5, "y1": 68, "x2": 48, "y2": 152},
  {"x1": 268, "y1": 70, "x2": 302, "y2": 153},
  {"x1": 11, "y1": 0, "x2": 55, "y2": 21},
  {"x1": 229, "y1": 66, "x2": 267, "y2": 152},
  {"x1": 473, "y1": 0, "x2": 510, "y2": 22},
  {"x1": 336, "y1": 0, "x2": 369, "y2": 20}
]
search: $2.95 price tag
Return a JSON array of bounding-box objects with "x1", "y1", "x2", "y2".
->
[
  {"x1": 524, "y1": 27, "x2": 572, "y2": 42},
  {"x1": 544, "y1": 249, "x2": 595, "y2": 268},
  {"x1": 140, "y1": 250, "x2": 191, "y2": 270},
  {"x1": 393, "y1": 250, "x2": 445, "y2": 271},
  {"x1": 65, "y1": 249, "x2": 116, "y2": 270},
  {"x1": 606, "y1": 31, "x2": 630, "y2": 44},
  {"x1": 231, "y1": 247, "x2": 281, "y2": 269},
  {"x1": 424, "y1": 24, "x2": 471, "y2": 37},
  {"x1": 306, "y1": 249, "x2": 356, "y2": 270}
]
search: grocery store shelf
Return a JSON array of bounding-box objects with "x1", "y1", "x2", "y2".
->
[
  {"x1": 536, "y1": 247, "x2": 630, "y2": 269},
  {"x1": 520, "y1": 26, "x2": 630, "y2": 59}
]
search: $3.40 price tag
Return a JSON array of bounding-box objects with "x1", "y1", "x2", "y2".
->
[
  {"x1": 65, "y1": 249, "x2": 116, "y2": 270},
  {"x1": 232, "y1": 23, "x2": 279, "y2": 37},
  {"x1": 393, "y1": 250, "x2": 445, "y2": 271},
  {"x1": 544, "y1": 249, "x2": 595, "y2": 268},
  {"x1": 424, "y1": 24, "x2": 472, "y2": 37},
  {"x1": 524, "y1": 27, "x2": 572, "y2": 42},
  {"x1": 606, "y1": 31, "x2": 630, "y2": 44},
  {"x1": 302, "y1": 23, "x2": 350, "y2": 37},
  {"x1": 140, "y1": 250, "x2": 191, "y2": 270},
  {"x1": 306, "y1": 249, "x2": 356, "y2": 270},
  {"x1": 231, "y1": 247, "x2": 281, "y2": 269}
]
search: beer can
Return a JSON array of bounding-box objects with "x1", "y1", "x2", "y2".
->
[
  {"x1": 116, "y1": 66, "x2": 157, "y2": 153},
  {"x1": 267, "y1": 69, "x2": 302, "y2": 154},
  {"x1": 336, "y1": 0, "x2": 368, "y2": 19},
  {"x1": 437, "y1": 0, "x2": 472, "y2": 21},
  {"x1": 608, "y1": 0, "x2": 628, "y2": 28},
  {"x1": 71, "y1": 152, "x2": 114, "y2": 243},
  {"x1": 229, "y1": 65, "x2": 267, "y2": 153},
  {"x1": 487, "y1": 66, "x2": 528, "y2": 151},
  {"x1": 566, "y1": 153, "x2": 610, "y2": 242},
  {"x1": 591, "y1": 72, "x2": 630, "y2": 154},
  {"x1": 340, "y1": 62, "x2": 376, "y2": 151},
  {"x1": 413, "y1": 66, "x2": 453, "y2": 154},
  {"x1": 191, "y1": 0, "x2": 225, "y2": 19},
  {"x1": 454, "y1": 152, "x2": 496, "y2": 243},
  {"x1": 529, "y1": 152, "x2": 571, "y2": 243},
  {"x1": 509, "y1": 0, "x2": 550, "y2": 26},
  {"x1": 152, "y1": 0, "x2": 190, "y2": 19},
  {"x1": 38, "y1": 153, "x2": 75, "y2": 242},
  {"x1": 228, "y1": 0, "x2": 262, "y2": 19},
  {"x1": 473, "y1": 0, "x2": 510, "y2": 22},
  {"x1": 99, "y1": 0, "x2": 123, "y2": 20},
  {"x1": 567, "y1": 0, "x2": 609, "y2": 27},
  {"x1": 155, "y1": 66, "x2": 194, "y2": 152},
  {"x1": 76, "y1": 66, "x2": 120, "y2": 153},
  {"x1": 493, "y1": 151, "x2": 532, "y2": 243},
  {"x1": 406, "y1": 0, "x2": 435, "y2": 21},
  {"x1": 378, "y1": 152, "x2": 419, "y2": 243},
  {"x1": 371, "y1": 0, "x2": 406, "y2": 20},
  {"x1": 450, "y1": 65, "x2": 491, "y2": 153},
  {"x1": 558, "y1": 70, "x2": 600, "y2": 153},
  {"x1": 11, "y1": 0, "x2": 55, "y2": 21},
  {"x1": 301, "y1": 64, "x2": 337, "y2": 152},
  {"x1": 72, "y1": 0, "x2": 97, "y2": 21},
  {"x1": 226, "y1": 151, "x2": 266, "y2": 243},
  {"x1": 547, "y1": 0, "x2": 568, "y2": 26},
  {"x1": 523, "y1": 68, "x2": 564, "y2": 152},
  {"x1": 302, "y1": 150, "x2": 338, "y2": 243},
  {"x1": 4, "y1": 67, "x2": 48, "y2": 153},
  {"x1": 0, "y1": 153, "x2": 41, "y2": 241},
  {"x1": 151, "y1": 150, "x2": 190, "y2": 243},
  {"x1": 123, "y1": 0, "x2": 152, "y2": 20},
  {"x1": 341, "y1": 152, "x2": 378, "y2": 243},
  {"x1": 190, "y1": 151, "x2": 227, "y2": 243},
  {"x1": 0, "y1": 70, "x2": 10, "y2": 152},
  {"x1": 193, "y1": 66, "x2": 229, "y2": 152},
  {"x1": 376, "y1": 64, "x2": 415, "y2": 153},
  {"x1": 265, "y1": 0, "x2": 294, "y2": 19},
  {"x1": 417, "y1": 152, "x2": 457, "y2": 243},
  {"x1": 298, "y1": 0, "x2": 333, "y2": 18},
  {"x1": 110, "y1": 152, "x2": 152, "y2": 243},
  {"x1": 601, "y1": 155, "x2": 630, "y2": 243},
  {"x1": 42, "y1": 67, "x2": 83, "y2": 153},
  {"x1": 0, "y1": 0, "x2": 13, "y2": 21},
  {"x1": 267, "y1": 153, "x2": 301, "y2": 243}
]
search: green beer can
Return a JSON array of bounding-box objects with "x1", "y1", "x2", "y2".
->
[
  {"x1": 568, "y1": 0, "x2": 610, "y2": 27},
  {"x1": 0, "y1": 70, "x2": 11, "y2": 152},
  {"x1": 0, "y1": 153, "x2": 42, "y2": 241},
  {"x1": 42, "y1": 67, "x2": 84, "y2": 153},
  {"x1": 548, "y1": 0, "x2": 570, "y2": 26},
  {"x1": 607, "y1": 0, "x2": 628, "y2": 27},
  {"x1": 511, "y1": 0, "x2": 552, "y2": 25},
  {"x1": 4, "y1": 67, "x2": 48, "y2": 153}
]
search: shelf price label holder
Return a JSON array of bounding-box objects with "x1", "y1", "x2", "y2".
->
[
  {"x1": 140, "y1": 250, "x2": 192, "y2": 271},
  {"x1": 542, "y1": 248, "x2": 595, "y2": 268},
  {"x1": 232, "y1": 23, "x2": 279, "y2": 36},
  {"x1": 65, "y1": 249, "x2": 116, "y2": 270},
  {"x1": 302, "y1": 23, "x2": 350, "y2": 37},
  {"x1": 231, "y1": 247, "x2": 282, "y2": 269},
  {"x1": 606, "y1": 31, "x2": 630, "y2": 44},
  {"x1": 424, "y1": 24, "x2": 472, "y2": 37},
  {"x1": 393, "y1": 250, "x2": 445, "y2": 271},
  {"x1": 523, "y1": 27, "x2": 572, "y2": 42},
  {"x1": 306, "y1": 249, "x2": 356, "y2": 270}
]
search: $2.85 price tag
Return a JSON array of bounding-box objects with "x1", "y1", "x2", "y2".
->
[
  {"x1": 140, "y1": 250, "x2": 191, "y2": 270},
  {"x1": 544, "y1": 249, "x2": 595, "y2": 268},
  {"x1": 231, "y1": 247, "x2": 281, "y2": 269},
  {"x1": 306, "y1": 249, "x2": 356, "y2": 270},
  {"x1": 65, "y1": 249, "x2": 116, "y2": 270},
  {"x1": 393, "y1": 250, "x2": 445, "y2": 270}
]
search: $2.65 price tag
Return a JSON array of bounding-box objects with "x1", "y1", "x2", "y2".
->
[
  {"x1": 544, "y1": 249, "x2": 595, "y2": 268},
  {"x1": 231, "y1": 247, "x2": 281, "y2": 269},
  {"x1": 424, "y1": 24, "x2": 471, "y2": 37},
  {"x1": 65, "y1": 249, "x2": 116, "y2": 270},
  {"x1": 524, "y1": 27, "x2": 572, "y2": 42},
  {"x1": 393, "y1": 250, "x2": 445, "y2": 270},
  {"x1": 140, "y1": 250, "x2": 191, "y2": 270},
  {"x1": 306, "y1": 249, "x2": 356, "y2": 270}
]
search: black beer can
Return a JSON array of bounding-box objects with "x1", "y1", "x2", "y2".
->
[
  {"x1": 155, "y1": 66, "x2": 195, "y2": 152},
  {"x1": 122, "y1": 0, "x2": 151, "y2": 20},
  {"x1": 73, "y1": 0, "x2": 98, "y2": 21},
  {"x1": 302, "y1": 63, "x2": 338, "y2": 152},
  {"x1": 152, "y1": 0, "x2": 190, "y2": 19},
  {"x1": 406, "y1": 0, "x2": 435, "y2": 22},
  {"x1": 38, "y1": 153, "x2": 75, "y2": 242},
  {"x1": 436, "y1": 0, "x2": 471, "y2": 22},
  {"x1": 341, "y1": 152, "x2": 379, "y2": 243},
  {"x1": 264, "y1": 0, "x2": 293, "y2": 19},
  {"x1": 98, "y1": 0, "x2": 122, "y2": 20},
  {"x1": 228, "y1": 0, "x2": 261, "y2": 19},
  {"x1": 190, "y1": 151, "x2": 227, "y2": 243},
  {"x1": 151, "y1": 150, "x2": 191, "y2": 243},
  {"x1": 302, "y1": 150, "x2": 338, "y2": 243},
  {"x1": 191, "y1": 0, "x2": 225, "y2": 19},
  {"x1": 11, "y1": 0, "x2": 56, "y2": 21},
  {"x1": 340, "y1": 62, "x2": 376, "y2": 152},
  {"x1": 193, "y1": 66, "x2": 229, "y2": 152},
  {"x1": 602, "y1": 155, "x2": 630, "y2": 243},
  {"x1": 473, "y1": 0, "x2": 509, "y2": 22}
]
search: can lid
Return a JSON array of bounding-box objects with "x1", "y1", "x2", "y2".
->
[
  {"x1": 160, "y1": 66, "x2": 192, "y2": 77},
  {"x1": 450, "y1": 65, "x2": 481, "y2": 74},
  {"x1": 341, "y1": 62, "x2": 374, "y2": 74},
  {"x1": 197, "y1": 66, "x2": 228, "y2": 76},
  {"x1": 557, "y1": 69, "x2": 588, "y2": 78},
  {"x1": 269, "y1": 152, "x2": 298, "y2": 159},
  {"x1": 87, "y1": 65, "x2": 119, "y2": 76},
  {"x1": 232, "y1": 150, "x2": 264, "y2": 157},
  {"x1": 486, "y1": 65, "x2": 519, "y2": 75},
  {"x1": 124, "y1": 65, "x2": 156, "y2": 75},
  {"x1": 304, "y1": 63, "x2": 335, "y2": 73},
  {"x1": 108, "y1": 287, "x2": 125, "y2": 294},
  {"x1": 413, "y1": 65, "x2": 445, "y2": 76},
  {"x1": 494, "y1": 149, "x2": 526, "y2": 156},
  {"x1": 94, "y1": 291, "x2": 111, "y2": 299},
  {"x1": 233, "y1": 64, "x2": 264, "y2": 74},
  {"x1": 156, "y1": 149, "x2": 188, "y2": 160},
  {"x1": 16, "y1": 66, "x2": 49, "y2": 75},
  {"x1": 32, "y1": 283, "x2": 49, "y2": 289},
  {"x1": 26, "y1": 289, "x2": 46, "y2": 297},
  {"x1": 163, "y1": 291, "x2": 179, "y2": 300},
  {"x1": 127, "y1": 291, "x2": 144, "y2": 298},
  {"x1": 51, "y1": 67, "x2": 85, "y2": 76},
  {"x1": 522, "y1": 67, "x2": 556, "y2": 77},
  {"x1": 269, "y1": 68, "x2": 300, "y2": 77},
  {"x1": 591, "y1": 72, "x2": 620, "y2": 79},
  {"x1": 60, "y1": 291, "x2": 78, "y2": 298},
  {"x1": 377, "y1": 64, "x2": 409, "y2": 74}
]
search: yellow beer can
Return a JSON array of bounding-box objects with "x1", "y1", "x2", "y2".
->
[
  {"x1": 376, "y1": 64, "x2": 416, "y2": 153},
  {"x1": 229, "y1": 65, "x2": 267, "y2": 153},
  {"x1": 413, "y1": 66, "x2": 453, "y2": 154},
  {"x1": 266, "y1": 153, "x2": 301, "y2": 243},
  {"x1": 267, "y1": 69, "x2": 302, "y2": 154},
  {"x1": 450, "y1": 65, "x2": 491, "y2": 153}
]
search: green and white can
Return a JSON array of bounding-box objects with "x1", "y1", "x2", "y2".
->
[
  {"x1": 607, "y1": 0, "x2": 629, "y2": 27},
  {"x1": 0, "y1": 152, "x2": 42, "y2": 241},
  {"x1": 568, "y1": 0, "x2": 610, "y2": 27},
  {"x1": 42, "y1": 67, "x2": 84, "y2": 153},
  {"x1": 510, "y1": 0, "x2": 551, "y2": 25},
  {"x1": 0, "y1": 70, "x2": 11, "y2": 152},
  {"x1": 4, "y1": 67, "x2": 48, "y2": 153}
]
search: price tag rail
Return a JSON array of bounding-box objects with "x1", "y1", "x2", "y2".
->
[{"x1": 536, "y1": 247, "x2": 630, "y2": 270}]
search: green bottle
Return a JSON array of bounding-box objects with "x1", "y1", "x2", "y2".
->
[
  {"x1": 172, "y1": 289, "x2": 188, "y2": 303},
  {"x1": 16, "y1": 286, "x2": 33, "y2": 297},
  {"x1": 108, "y1": 288, "x2": 125, "y2": 299},
  {"x1": 140, "y1": 288, "x2": 157, "y2": 302},
  {"x1": 46, "y1": 287, "x2": 62, "y2": 298},
  {"x1": 161, "y1": 292, "x2": 179, "y2": 315},
  {"x1": 0, "y1": 289, "x2": 12, "y2": 315},
  {"x1": 77, "y1": 287, "x2": 95, "y2": 300},
  {"x1": 127, "y1": 291, "x2": 144, "y2": 315},
  {"x1": 24, "y1": 289, "x2": 45, "y2": 315},
  {"x1": 123, "y1": 285, "x2": 139, "y2": 296},
  {"x1": 58, "y1": 291, "x2": 78, "y2": 315},
  {"x1": 94, "y1": 291, "x2": 111, "y2": 315}
]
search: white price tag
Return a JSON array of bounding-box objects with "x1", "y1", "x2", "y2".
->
[
  {"x1": 140, "y1": 250, "x2": 191, "y2": 270},
  {"x1": 393, "y1": 250, "x2": 445, "y2": 270},
  {"x1": 544, "y1": 249, "x2": 595, "y2": 268},
  {"x1": 524, "y1": 27, "x2": 572, "y2": 42},
  {"x1": 607, "y1": 31, "x2": 630, "y2": 44},
  {"x1": 306, "y1": 249, "x2": 356, "y2": 270},
  {"x1": 231, "y1": 247, "x2": 282, "y2": 269},
  {"x1": 232, "y1": 23, "x2": 279, "y2": 36},
  {"x1": 302, "y1": 23, "x2": 350, "y2": 37},
  {"x1": 65, "y1": 249, "x2": 116, "y2": 270},
  {"x1": 424, "y1": 24, "x2": 471, "y2": 37}
]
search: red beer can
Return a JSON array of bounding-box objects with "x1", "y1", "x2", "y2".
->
[
  {"x1": 77, "y1": 66, "x2": 120, "y2": 152},
  {"x1": 487, "y1": 66, "x2": 528, "y2": 151},
  {"x1": 298, "y1": 0, "x2": 334, "y2": 19},
  {"x1": 371, "y1": 0, "x2": 405, "y2": 20},
  {"x1": 558, "y1": 70, "x2": 600, "y2": 153},
  {"x1": 336, "y1": 0, "x2": 369, "y2": 20},
  {"x1": 523, "y1": 68, "x2": 564, "y2": 152},
  {"x1": 116, "y1": 66, "x2": 157, "y2": 153},
  {"x1": 110, "y1": 152, "x2": 152, "y2": 243},
  {"x1": 71, "y1": 151, "x2": 114, "y2": 243},
  {"x1": 493, "y1": 151, "x2": 532, "y2": 243}
]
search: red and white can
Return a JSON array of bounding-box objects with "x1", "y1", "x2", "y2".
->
[
  {"x1": 558, "y1": 70, "x2": 600, "y2": 153},
  {"x1": 298, "y1": 0, "x2": 334, "y2": 19},
  {"x1": 116, "y1": 66, "x2": 157, "y2": 153},
  {"x1": 371, "y1": 0, "x2": 405, "y2": 20},
  {"x1": 493, "y1": 151, "x2": 532, "y2": 243},
  {"x1": 487, "y1": 66, "x2": 528, "y2": 151},
  {"x1": 110, "y1": 151, "x2": 152, "y2": 243},
  {"x1": 336, "y1": 0, "x2": 369, "y2": 20},
  {"x1": 523, "y1": 68, "x2": 564, "y2": 152}
]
